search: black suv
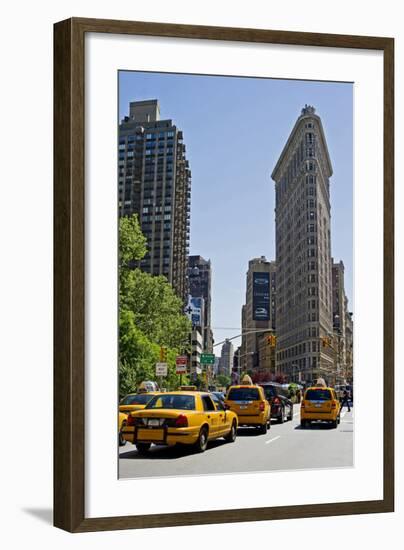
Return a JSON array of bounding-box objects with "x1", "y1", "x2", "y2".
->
[{"x1": 259, "y1": 382, "x2": 293, "y2": 423}]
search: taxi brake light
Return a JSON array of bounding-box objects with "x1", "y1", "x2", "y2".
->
[
  {"x1": 175, "y1": 414, "x2": 188, "y2": 428},
  {"x1": 127, "y1": 415, "x2": 135, "y2": 426},
  {"x1": 259, "y1": 402, "x2": 265, "y2": 411}
]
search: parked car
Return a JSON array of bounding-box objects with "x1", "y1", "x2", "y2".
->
[
  {"x1": 259, "y1": 382, "x2": 294, "y2": 423},
  {"x1": 122, "y1": 391, "x2": 238, "y2": 453},
  {"x1": 225, "y1": 384, "x2": 271, "y2": 434}
]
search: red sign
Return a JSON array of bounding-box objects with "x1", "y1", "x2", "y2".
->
[{"x1": 176, "y1": 356, "x2": 188, "y2": 375}]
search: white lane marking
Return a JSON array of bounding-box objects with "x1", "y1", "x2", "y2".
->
[{"x1": 265, "y1": 436, "x2": 281, "y2": 445}]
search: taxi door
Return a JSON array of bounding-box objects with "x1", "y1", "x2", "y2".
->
[{"x1": 201, "y1": 394, "x2": 221, "y2": 438}]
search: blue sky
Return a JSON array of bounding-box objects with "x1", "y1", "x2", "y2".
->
[{"x1": 119, "y1": 71, "x2": 353, "y2": 353}]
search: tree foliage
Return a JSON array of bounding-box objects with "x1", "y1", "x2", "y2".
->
[
  {"x1": 215, "y1": 374, "x2": 231, "y2": 388},
  {"x1": 118, "y1": 214, "x2": 191, "y2": 397}
]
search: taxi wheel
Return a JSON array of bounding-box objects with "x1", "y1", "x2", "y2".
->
[
  {"x1": 136, "y1": 442, "x2": 151, "y2": 454},
  {"x1": 330, "y1": 419, "x2": 338, "y2": 429},
  {"x1": 119, "y1": 421, "x2": 127, "y2": 446},
  {"x1": 224, "y1": 420, "x2": 237, "y2": 443},
  {"x1": 195, "y1": 426, "x2": 209, "y2": 452},
  {"x1": 119, "y1": 430, "x2": 127, "y2": 447},
  {"x1": 301, "y1": 420, "x2": 308, "y2": 429},
  {"x1": 259, "y1": 422, "x2": 268, "y2": 434}
]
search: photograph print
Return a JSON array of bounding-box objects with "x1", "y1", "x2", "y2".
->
[{"x1": 117, "y1": 70, "x2": 353, "y2": 479}]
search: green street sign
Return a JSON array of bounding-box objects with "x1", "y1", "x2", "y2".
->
[{"x1": 200, "y1": 353, "x2": 215, "y2": 365}]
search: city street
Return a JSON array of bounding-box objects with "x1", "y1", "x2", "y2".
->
[{"x1": 119, "y1": 405, "x2": 354, "y2": 479}]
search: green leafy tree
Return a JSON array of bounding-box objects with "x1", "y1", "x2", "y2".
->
[
  {"x1": 216, "y1": 374, "x2": 231, "y2": 388},
  {"x1": 118, "y1": 214, "x2": 191, "y2": 396},
  {"x1": 119, "y1": 214, "x2": 147, "y2": 267}
]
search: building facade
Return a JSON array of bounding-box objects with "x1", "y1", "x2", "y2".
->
[
  {"x1": 188, "y1": 255, "x2": 214, "y2": 352},
  {"x1": 118, "y1": 99, "x2": 191, "y2": 302},
  {"x1": 240, "y1": 256, "x2": 276, "y2": 374},
  {"x1": 332, "y1": 259, "x2": 354, "y2": 383},
  {"x1": 271, "y1": 105, "x2": 334, "y2": 383},
  {"x1": 219, "y1": 339, "x2": 234, "y2": 377}
]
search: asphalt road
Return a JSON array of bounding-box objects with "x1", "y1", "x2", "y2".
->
[{"x1": 119, "y1": 405, "x2": 354, "y2": 479}]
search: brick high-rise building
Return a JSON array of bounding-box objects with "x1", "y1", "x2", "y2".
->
[
  {"x1": 332, "y1": 259, "x2": 353, "y2": 383},
  {"x1": 271, "y1": 105, "x2": 334, "y2": 383},
  {"x1": 118, "y1": 99, "x2": 191, "y2": 302}
]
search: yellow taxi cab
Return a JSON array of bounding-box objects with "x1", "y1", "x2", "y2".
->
[
  {"x1": 122, "y1": 391, "x2": 238, "y2": 454},
  {"x1": 225, "y1": 384, "x2": 271, "y2": 434},
  {"x1": 118, "y1": 412, "x2": 128, "y2": 446},
  {"x1": 119, "y1": 392, "x2": 160, "y2": 415},
  {"x1": 300, "y1": 386, "x2": 341, "y2": 428}
]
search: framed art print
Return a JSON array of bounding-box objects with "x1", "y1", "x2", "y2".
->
[{"x1": 54, "y1": 18, "x2": 394, "y2": 532}]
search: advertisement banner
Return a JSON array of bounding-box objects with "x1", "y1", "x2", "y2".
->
[
  {"x1": 184, "y1": 296, "x2": 204, "y2": 328},
  {"x1": 252, "y1": 272, "x2": 270, "y2": 321}
]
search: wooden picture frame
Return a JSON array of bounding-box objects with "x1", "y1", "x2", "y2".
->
[{"x1": 54, "y1": 17, "x2": 394, "y2": 532}]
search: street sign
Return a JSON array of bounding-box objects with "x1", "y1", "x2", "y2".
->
[
  {"x1": 155, "y1": 362, "x2": 168, "y2": 376},
  {"x1": 200, "y1": 353, "x2": 215, "y2": 365},
  {"x1": 175, "y1": 355, "x2": 188, "y2": 375}
]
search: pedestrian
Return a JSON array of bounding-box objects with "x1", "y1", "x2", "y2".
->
[{"x1": 340, "y1": 389, "x2": 351, "y2": 412}]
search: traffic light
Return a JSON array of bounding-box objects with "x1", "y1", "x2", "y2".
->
[
  {"x1": 266, "y1": 335, "x2": 277, "y2": 347},
  {"x1": 159, "y1": 346, "x2": 167, "y2": 362}
]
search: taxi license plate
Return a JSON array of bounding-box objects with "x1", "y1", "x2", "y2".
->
[
  {"x1": 239, "y1": 405, "x2": 248, "y2": 409},
  {"x1": 148, "y1": 419, "x2": 160, "y2": 427},
  {"x1": 314, "y1": 403, "x2": 322, "y2": 408}
]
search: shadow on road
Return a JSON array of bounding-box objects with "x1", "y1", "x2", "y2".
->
[
  {"x1": 294, "y1": 423, "x2": 337, "y2": 430},
  {"x1": 119, "y1": 438, "x2": 229, "y2": 460},
  {"x1": 236, "y1": 427, "x2": 268, "y2": 437}
]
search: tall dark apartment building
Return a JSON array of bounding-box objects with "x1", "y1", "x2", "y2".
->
[
  {"x1": 240, "y1": 256, "x2": 276, "y2": 373},
  {"x1": 188, "y1": 255, "x2": 214, "y2": 352},
  {"x1": 271, "y1": 105, "x2": 334, "y2": 383},
  {"x1": 118, "y1": 99, "x2": 191, "y2": 302}
]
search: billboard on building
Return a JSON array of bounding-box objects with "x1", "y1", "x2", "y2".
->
[
  {"x1": 252, "y1": 272, "x2": 270, "y2": 321},
  {"x1": 188, "y1": 296, "x2": 204, "y2": 327}
]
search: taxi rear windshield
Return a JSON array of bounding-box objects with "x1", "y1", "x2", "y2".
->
[
  {"x1": 146, "y1": 394, "x2": 195, "y2": 410},
  {"x1": 120, "y1": 394, "x2": 153, "y2": 405},
  {"x1": 305, "y1": 389, "x2": 331, "y2": 401},
  {"x1": 228, "y1": 388, "x2": 260, "y2": 401}
]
